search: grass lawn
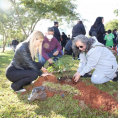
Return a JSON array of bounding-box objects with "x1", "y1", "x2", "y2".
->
[{"x1": 0, "y1": 50, "x2": 118, "y2": 118}]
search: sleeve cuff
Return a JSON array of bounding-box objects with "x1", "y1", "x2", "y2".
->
[
  {"x1": 77, "y1": 69, "x2": 81, "y2": 73},
  {"x1": 79, "y1": 71, "x2": 85, "y2": 76}
]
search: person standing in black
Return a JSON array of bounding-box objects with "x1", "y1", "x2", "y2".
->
[
  {"x1": 113, "y1": 29, "x2": 117, "y2": 45},
  {"x1": 61, "y1": 32, "x2": 67, "y2": 50},
  {"x1": 72, "y1": 20, "x2": 86, "y2": 38},
  {"x1": 11, "y1": 38, "x2": 19, "y2": 52},
  {"x1": 52, "y1": 22, "x2": 61, "y2": 42},
  {"x1": 67, "y1": 35, "x2": 71, "y2": 41},
  {"x1": 72, "y1": 20, "x2": 86, "y2": 59},
  {"x1": 89, "y1": 17, "x2": 105, "y2": 44}
]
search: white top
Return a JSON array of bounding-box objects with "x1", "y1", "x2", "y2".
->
[{"x1": 77, "y1": 37, "x2": 117, "y2": 79}]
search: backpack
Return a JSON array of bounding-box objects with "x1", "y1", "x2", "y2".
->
[
  {"x1": 89, "y1": 25, "x2": 102, "y2": 38},
  {"x1": 89, "y1": 27, "x2": 98, "y2": 37}
]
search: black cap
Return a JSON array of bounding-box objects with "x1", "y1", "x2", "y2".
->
[
  {"x1": 48, "y1": 27, "x2": 54, "y2": 32},
  {"x1": 54, "y1": 21, "x2": 58, "y2": 25}
]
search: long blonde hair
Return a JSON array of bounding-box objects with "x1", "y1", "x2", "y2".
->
[{"x1": 26, "y1": 31, "x2": 44, "y2": 61}]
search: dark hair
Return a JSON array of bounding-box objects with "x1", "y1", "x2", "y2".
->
[
  {"x1": 48, "y1": 27, "x2": 54, "y2": 32},
  {"x1": 62, "y1": 32, "x2": 66, "y2": 35},
  {"x1": 54, "y1": 21, "x2": 58, "y2": 25},
  {"x1": 113, "y1": 29, "x2": 117, "y2": 33},
  {"x1": 92, "y1": 17, "x2": 103, "y2": 27},
  {"x1": 108, "y1": 30, "x2": 111, "y2": 34},
  {"x1": 78, "y1": 21, "x2": 83, "y2": 24},
  {"x1": 105, "y1": 31, "x2": 108, "y2": 33}
]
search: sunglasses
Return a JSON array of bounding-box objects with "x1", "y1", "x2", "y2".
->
[{"x1": 76, "y1": 46, "x2": 83, "y2": 49}]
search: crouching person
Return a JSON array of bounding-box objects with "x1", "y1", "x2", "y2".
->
[
  {"x1": 72, "y1": 35, "x2": 118, "y2": 84},
  {"x1": 38, "y1": 27, "x2": 63, "y2": 65},
  {"x1": 6, "y1": 31, "x2": 49, "y2": 92},
  {"x1": 64, "y1": 38, "x2": 73, "y2": 55}
]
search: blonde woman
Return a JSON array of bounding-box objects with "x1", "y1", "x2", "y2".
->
[{"x1": 6, "y1": 31, "x2": 48, "y2": 92}]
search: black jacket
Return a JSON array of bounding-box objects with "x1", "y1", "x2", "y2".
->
[
  {"x1": 89, "y1": 24, "x2": 105, "y2": 44},
  {"x1": 12, "y1": 40, "x2": 19, "y2": 45},
  {"x1": 11, "y1": 41, "x2": 43, "y2": 75},
  {"x1": 72, "y1": 23, "x2": 86, "y2": 38},
  {"x1": 62, "y1": 34, "x2": 67, "y2": 43},
  {"x1": 52, "y1": 26, "x2": 61, "y2": 42}
]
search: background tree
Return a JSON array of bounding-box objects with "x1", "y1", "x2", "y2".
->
[
  {"x1": 0, "y1": 7, "x2": 24, "y2": 52},
  {"x1": 0, "y1": 9, "x2": 13, "y2": 52},
  {"x1": 114, "y1": 8, "x2": 118, "y2": 17},
  {"x1": 10, "y1": 0, "x2": 79, "y2": 37},
  {"x1": 0, "y1": 0, "x2": 79, "y2": 52},
  {"x1": 105, "y1": 19, "x2": 118, "y2": 31}
]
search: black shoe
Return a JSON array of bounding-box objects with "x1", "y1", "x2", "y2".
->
[
  {"x1": 81, "y1": 73, "x2": 92, "y2": 78},
  {"x1": 10, "y1": 85, "x2": 26, "y2": 92},
  {"x1": 11, "y1": 83, "x2": 26, "y2": 92},
  {"x1": 112, "y1": 71, "x2": 118, "y2": 82}
]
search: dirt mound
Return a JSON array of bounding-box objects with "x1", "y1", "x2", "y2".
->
[
  {"x1": 46, "y1": 90, "x2": 55, "y2": 97},
  {"x1": 34, "y1": 75, "x2": 58, "y2": 87},
  {"x1": 23, "y1": 75, "x2": 58, "y2": 97},
  {"x1": 23, "y1": 75, "x2": 118, "y2": 112},
  {"x1": 74, "y1": 82, "x2": 118, "y2": 112}
]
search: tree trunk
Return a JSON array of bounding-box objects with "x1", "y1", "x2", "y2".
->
[
  {"x1": 2, "y1": 34, "x2": 7, "y2": 53},
  {"x1": 2, "y1": 44, "x2": 5, "y2": 52}
]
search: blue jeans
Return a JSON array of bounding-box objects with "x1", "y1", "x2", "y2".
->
[{"x1": 38, "y1": 49, "x2": 63, "y2": 64}]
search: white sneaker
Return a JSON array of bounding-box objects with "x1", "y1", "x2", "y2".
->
[
  {"x1": 10, "y1": 85, "x2": 26, "y2": 92},
  {"x1": 15, "y1": 89, "x2": 26, "y2": 92},
  {"x1": 31, "y1": 81, "x2": 35, "y2": 85}
]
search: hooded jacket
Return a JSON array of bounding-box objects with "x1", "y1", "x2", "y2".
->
[{"x1": 77, "y1": 37, "x2": 117, "y2": 79}]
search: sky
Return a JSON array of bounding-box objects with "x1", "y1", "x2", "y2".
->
[
  {"x1": 77, "y1": 0, "x2": 118, "y2": 35},
  {"x1": 35, "y1": 0, "x2": 118, "y2": 36}
]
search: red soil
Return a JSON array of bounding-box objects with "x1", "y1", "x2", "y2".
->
[
  {"x1": 23, "y1": 75, "x2": 58, "y2": 97},
  {"x1": 23, "y1": 75, "x2": 118, "y2": 112},
  {"x1": 74, "y1": 82, "x2": 118, "y2": 112}
]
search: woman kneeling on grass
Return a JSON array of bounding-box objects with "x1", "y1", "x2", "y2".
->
[
  {"x1": 72, "y1": 35, "x2": 118, "y2": 84},
  {"x1": 6, "y1": 31, "x2": 49, "y2": 92}
]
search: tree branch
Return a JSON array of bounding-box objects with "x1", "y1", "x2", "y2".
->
[{"x1": 10, "y1": 0, "x2": 28, "y2": 37}]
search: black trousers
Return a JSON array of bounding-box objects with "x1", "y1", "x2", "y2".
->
[
  {"x1": 65, "y1": 49, "x2": 73, "y2": 55},
  {"x1": 6, "y1": 62, "x2": 43, "y2": 91},
  {"x1": 61, "y1": 42, "x2": 66, "y2": 50},
  {"x1": 72, "y1": 53, "x2": 79, "y2": 59}
]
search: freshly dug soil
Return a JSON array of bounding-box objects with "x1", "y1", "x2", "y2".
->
[
  {"x1": 23, "y1": 75, "x2": 58, "y2": 97},
  {"x1": 74, "y1": 82, "x2": 118, "y2": 112},
  {"x1": 23, "y1": 75, "x2": 118, "y2": 112}
]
